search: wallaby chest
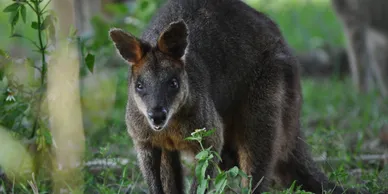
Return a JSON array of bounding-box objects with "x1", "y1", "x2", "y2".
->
[{"x1": 149, "y1": 121, "x2": 197, "y2": 152}]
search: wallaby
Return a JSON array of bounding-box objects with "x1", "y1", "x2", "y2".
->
[
  {"x1": 109, "y1": 0, "x2": 368, "y2": 193},
  {"x1": 331, "y1": 0, "x2": 388, "y2": 98}
]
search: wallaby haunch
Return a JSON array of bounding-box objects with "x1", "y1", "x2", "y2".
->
[{"x1": 109, "y1": 0, "x2": 368, "y2": 193}]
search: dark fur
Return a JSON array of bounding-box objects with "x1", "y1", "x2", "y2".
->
[{"x1": 109, "y1": 0, "x2": 368, "y2": 193}]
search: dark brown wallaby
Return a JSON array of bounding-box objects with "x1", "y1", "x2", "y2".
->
[{"x1": 109, "y1": 0, "x2": 369, "y2": 193}]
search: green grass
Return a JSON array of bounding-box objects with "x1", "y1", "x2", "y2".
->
[
  {"x1": 300, "y1": 78, "x2": 388, "y2": 193},
  {"x1": 246, "y1": 0, "x2": 345, "y2": 51},
  {"x1": 1, "y1": 0, "x2": 388, "y2": 193}
]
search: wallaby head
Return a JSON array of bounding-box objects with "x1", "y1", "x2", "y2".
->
[{"x1": 109, "y1": 20, "x2": 190, "y2": 131}]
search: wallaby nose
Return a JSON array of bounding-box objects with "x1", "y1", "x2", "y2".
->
[{"x1": 147, "y1": 107, "x2": 167, "y2": 126}]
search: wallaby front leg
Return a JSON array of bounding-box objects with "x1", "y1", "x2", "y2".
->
[
  {"x1": 135, "y1": 143, "x2": 164, "y2": 194},
  {"x1": 160, "y1": 150, "x2": 184, "y2": 194}
]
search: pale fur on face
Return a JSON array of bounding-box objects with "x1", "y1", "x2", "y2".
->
[{"x1": 131, "y1": 70, "x2": 190, "y2": 131}]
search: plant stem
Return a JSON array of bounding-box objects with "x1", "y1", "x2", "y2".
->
[
  {"x1": 198, "y1": 141, "x2": 204, "y2": 150},
  {"x1": 25, "y1": 1, "x2": 37, "y2": 13},
  {"x1": 30, "y1": 0, "x2": 47, "y2": 139},
  {"x1": 41, "y1": 0, "x2": 52, "y2": 14}
]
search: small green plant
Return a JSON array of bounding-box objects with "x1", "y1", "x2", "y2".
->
[
  {"x1": 1, "y1": 0, "x2": 95, "y2": 192},
  {"x1": 185, "y1": 128, "x2": 253, "y2": 194},
  {"x1": 3, "y1": 0, "x2": 56, "y2": 140},
  {"x1": 2, "y1": 0, "x2": 95, "y2": 140}
]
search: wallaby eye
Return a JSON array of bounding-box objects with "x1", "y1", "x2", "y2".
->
[
  {"x1": 135, "y1": 82, "x2": 144, "y2": 91},
  {"x1": 169, "y1": 78, "x2": 179, "y2": 89}
]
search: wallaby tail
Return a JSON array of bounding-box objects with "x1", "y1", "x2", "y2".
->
[{"x1": 287, "y1": 137, "x2": 370, "y2": 194}]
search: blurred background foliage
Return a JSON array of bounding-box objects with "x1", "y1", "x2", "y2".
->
[{"x1": 0, "y1": 0, "x2": 387, "y2": 193}]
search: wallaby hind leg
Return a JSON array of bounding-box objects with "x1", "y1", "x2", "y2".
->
[
  {"x1": 275, "y1": 137, "x2": 368, "y2": 194},
  {"x1": 235, "y1": 112, "x2": 280, "y2": 192},
  {"x1": 236, "y1": 143, "x2": 272, "y2": 193}
]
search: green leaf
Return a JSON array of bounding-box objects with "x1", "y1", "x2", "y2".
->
[
  {"x1": 228, "y1": 166, "x2": 239, "y2": 177},
  {"x1": 31, "y1": 21, "x2": 39, "y2": 29},
  {"x1": 238, "y1": 170, "x2": 249, "y2": 178},
  {"x1": 2, "y1": 76, "x2": 9, "y2": 88},
  {"x1": 0, "y1": 81, "x2": 5, "y2": 91},
  {"x1": 10, "y1": 33, "x2": 23, "y2": 38},
  {"x1": 195, "y1": 159, "x2": 209, "y2": 182},
  {"x1": 47, "y1": 23, "x2": 56, "y2": 43},
  {"x1": 241, "y1": 188, "x2": 250, "y2": 194},
  {"x1": 206, "y1": 153, "x2": 214, "y2": 160},
  {"x1": 9, "y1": 10, "x2": 20, "y2": 26},
  {"x1": 104, "y1": 3, "x2": 129, "y2": 16},
  {"x1": 23, "y1": 104, "x2": 31, "y2": 115},
  {"x1": 85, "y1": 53, "x2": 95, "y2": 73},
  {"x1": 41, "y1": 15, "x2": 53, "y2": 30},
  {"x1": 185, "y1": 136, "x2": 199, "y2": 141},
  {"x1": 0, "y1": 49, "x2": 6, "y2": 57},
  {"x1": 20, "y1": 5, "x2": 26, "y2": 23},
  {"x1": 212, "y1": 151, "x2": 222, "y2": 161},
  {"x1": 200, "y1": 161, "x2": 209, "y2": 180},
  {"x1": 197, "y1": 178, "x2": 208, "y2": 194},
  {"x1": 3, "y1": 3, "x2": 20, "y2": 13},
  {"x1": 203, "y1": 129, "x2": 215, "y2": 137},
  {"x1": 43, "y1": 130, "x2": 52, "y2": 145},
  {"x1": 195, "y1": 150, "x2": 209, "y2": 160},
  {"x1": 69, "y1": 26, "x2": 78, "y2": 38},
  {"x1": 139, "y1": 1, "x2": 149, "y2": 10},
  {"x1": 214, "y1": 173, "x2": 227, "y2": 193},
  {"x1": 205, "y1": 146, "x2": 213, "y2": 152}
]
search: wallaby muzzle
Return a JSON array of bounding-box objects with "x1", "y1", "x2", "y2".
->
[{"x1": 147, "y1": 107, "x2": 168, "y2": 131}]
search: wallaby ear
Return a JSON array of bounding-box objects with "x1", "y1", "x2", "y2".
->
[
  {"x1": 157, "y1": 20, "x2": 189, "y2": 59},
  {"x1": 109, "y1": 28, "x2": 149, "y2": 64}
]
